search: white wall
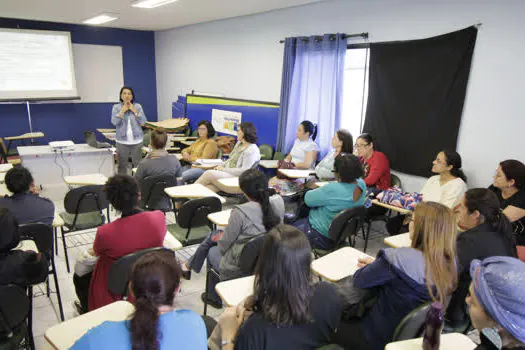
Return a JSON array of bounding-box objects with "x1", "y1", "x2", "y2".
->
[{"x1": 155, "y1": 0, "x2": 525, "y2": 191}]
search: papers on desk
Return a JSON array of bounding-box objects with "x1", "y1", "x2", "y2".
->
[{"x1": 195, "y1": 159, "x2": 223, "y2": 166}]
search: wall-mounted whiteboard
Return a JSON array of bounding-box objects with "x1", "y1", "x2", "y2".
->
[{"x1": 72, "y1": 44, "x2": 124, "y2": 103}]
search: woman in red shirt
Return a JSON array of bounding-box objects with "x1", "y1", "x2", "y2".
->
[
  {"x1": 73, "y1": 175, "x2": 166, "y2": 312},
  {"x1": 355, "y1": 133, "x2": 391, "y2": 191}
]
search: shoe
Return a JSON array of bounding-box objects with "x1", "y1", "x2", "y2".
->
[
  {"x1": 201, "y1": 292, "x2": 223, "y2": 309},
  {"x1": 182, "y1": 269, "x2": 192, "y2": 280},
  {"x1": 73, "y1": 300, "x2": 86, "y2": 315}
]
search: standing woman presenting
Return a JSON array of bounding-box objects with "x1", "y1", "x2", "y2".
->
[{"x1": 111, "y1": 86, "x2": 148, "y2": 174}]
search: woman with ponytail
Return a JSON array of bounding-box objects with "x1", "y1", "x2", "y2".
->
[
  {"x1": 186, "y1": 168, "x2": 284, "y2": 308},
  {"x1": 71, "y1": 250, "x2": 207, "y2": 350},
  {"x1": 447, "y1": 188, "x2": 517, "y2": 328},
  {"x1": 335, "y1": 202, "x2": 458, "y2": 350},
  {"x1": 269, "y1": 120, "x2": 319, "y2": 194}
]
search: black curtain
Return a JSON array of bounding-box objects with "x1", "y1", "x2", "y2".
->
[{"x1": 363, "y1": 26, "x2": 477, "y2": 177}]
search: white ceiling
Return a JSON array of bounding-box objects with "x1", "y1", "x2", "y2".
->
[{"x1": 0, "y1": 0, "x2": 325, "y2": 31}]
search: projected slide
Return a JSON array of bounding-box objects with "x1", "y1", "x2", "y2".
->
[{"x1": 0, "y1": 29, "x2": 78, "y2": 101}]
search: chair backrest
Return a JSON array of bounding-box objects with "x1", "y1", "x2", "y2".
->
[
  {"x1": 238, "y1": 234, "x2": 266, "y2": 275},
  {"x1": 107, "y1": 247, "x2": 172, "y2": 296},
  {"x1": 139, "y1": 174, "x2": 177, "y2": 211},
  {"x1": 0, "y1": 138, "x2": 7, "y2": 159},
  {"x1": 273, "y1": 151, "x2": 286, "y2": 161},
  {"x1": 392, "y1": 302, "x2": 432, "y2": 341},
  {"x1": 18, "y1": 223, "x2": 53, "y2": 254},
  {"x1": 0, "y1": 285, "x2": 30, "y2": 337},
  {"x1": 328, "y1": 206, "x2": 366, "y2": 248},
  {"x1": 177, "y1": 197, "x2": 222, "y2": 229},
  {"x1": 64, "y1": 185, "x2": 110, "y2": 215},
  {"x1": 259, "y1": 144, "x2": 274, "y2": 160},
  {"x1": 316, "y1": 345, "x2": 345, "y2": 350},
  {"x1": 143, "y1": 129, "x2": 152, "y2": 147},
  {"x1": 391, "y1": 173, "x2": 403, "y2": 190}
]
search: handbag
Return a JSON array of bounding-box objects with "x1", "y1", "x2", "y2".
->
[
  {"x1": 276, "y1": 160, "x2": 296, "y2": 179},
  {"x1": 334, "y1": 276, "x2": 378, "y2": 321}
]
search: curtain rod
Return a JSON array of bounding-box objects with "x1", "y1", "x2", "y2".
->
[{"x1": 279, "y1": 32, "x2": 368, "y2": 44}]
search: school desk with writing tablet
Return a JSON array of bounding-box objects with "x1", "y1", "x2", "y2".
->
[
  {"x1": 207, "y1": 209, "x2": 232, "y2": 227},
  {"x1": 384, "y1": 232, "x2": 412, "y2": 248},
  {"x1": 164, "y1": 184, "x2": 226, "y2": 204},
  {"x1": 45, "y1": 301, "x2": 135, "y2": 349},
  {"x1": 63, "y1": 174, "x2": 108, "y2": 186},
  {"x1": 0, "y1": 164, "x2": 13, "y2": 173},
  {"x1": 311, "y1": 247, "x2": 373, "y2": 282},
  {"x1": 217, "y1": 177, "x2": 240, "y2": 192},
  {"x1": 277, "y1": 169, "x2": 314, "y2": 179},
  {"x1": 259, "y1": 160, "x2": 279, "y2": 169},
  {"x1": 314, "y1": 181, "x2": 334, "y2": 188},
  {"x1": 385, "y1": 333, "x2": 476, "y2": 350},
  {"x1": 216, "y1": 275, "x2": 255, "y2": 307},
  {"x1": 371, "y1": 199, "x2": 412, "y2": 215}
]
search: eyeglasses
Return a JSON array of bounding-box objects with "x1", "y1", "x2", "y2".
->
[{"x1": 354, "y1": 143, "x2": 369, "y2": 149}]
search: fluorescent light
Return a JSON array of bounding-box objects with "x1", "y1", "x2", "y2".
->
[
  {"x1": 132, "y1": 0, "x2": 178, "y2": 9},
  {"x1": 83, "y1": 14, "x2": 118, "y2": 25}
]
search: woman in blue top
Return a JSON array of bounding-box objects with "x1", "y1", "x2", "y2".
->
[
  {"x1": 71, "y1": 250, "x2": 207, "y2": 350},
  {"x1": 294, "y1": 153, "x2": 366, "y2": 250},
  {"x1": 111, "y1": 86, "x2": 148, "y2": 174}
]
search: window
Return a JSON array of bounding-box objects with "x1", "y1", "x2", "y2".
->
[{"x1": 341, "y1": 48, "x2": 369, "y2": 139}]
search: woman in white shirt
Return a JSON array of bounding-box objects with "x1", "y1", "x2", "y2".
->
[
  {"x1": 387, "y1": 150, "x2": 468, "y2": 235},
  {"x1": 269, "y1": 121, "x2": 319, "y2": 194},
  {"x1": 195, "y1": 122, "x2": 260, "y2": 194}
]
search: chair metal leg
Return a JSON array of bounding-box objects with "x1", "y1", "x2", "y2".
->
[
  {"x1": 363, "y1": 223, "x2": 371, "y2": 253},
  {"x1": 51, "y1": 259, "x2": 65, "y2": 321},
  {"x1": 203, "y1": 269, "x2": 209, "y2": 316},
  {"x1": 54, "y1": 227, "x2": 59, "y2": 255},
  {"x1": 61, "y1": 227, "x2": 70, "y2": 273},
  {"x1": 27, "y1": 286, "x2": 35, "y2": 350}
]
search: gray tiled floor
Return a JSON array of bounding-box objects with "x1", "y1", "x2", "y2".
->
[{"x1": 33, "y1": 185, "x2": 391, "y2": 349}]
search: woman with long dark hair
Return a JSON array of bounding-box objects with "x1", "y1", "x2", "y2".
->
[
  {"x1": 215, "y1": 225, "x2": 341, "y2": 349},
  {"x1": 71, "y1": 250, "x2": 207, "y2": 349},
  {"x1": 186, "y1": 169, "x2": 284, "y2": 308},
  {"x1": 195, "y1": 122, "x2": 261, "y2": 194},
  {"x1": 489, "y1": 159, "x2": 525, "y2": 259},
  {"x1": 313, "y1": 128, "x2": 353, "y2": 181},
  {"x1": 111, "y1": 86, "x2": 148, "y2": 174},
  {"x1": 448, "y1": 188, "x2": 517, "y2": 328}
]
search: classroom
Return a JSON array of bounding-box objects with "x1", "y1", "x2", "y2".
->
[{"x1": 1, "y1": 0, "x2": 524, "y2": 349}]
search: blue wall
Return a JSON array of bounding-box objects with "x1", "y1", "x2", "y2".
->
[{"x1": 0, "y1": 18, "x2": 157, "y2": 144}]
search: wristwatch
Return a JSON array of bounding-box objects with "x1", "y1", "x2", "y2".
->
[{"x1": 221, "y1": 340, "x2": 233, "y2": 346}]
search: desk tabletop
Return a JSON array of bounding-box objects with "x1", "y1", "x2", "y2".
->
[
  {"x1": 164, "y1": 184, "x2": 226, "y2": 204},
  {"x1": 45, "y1": 301, "x2": 134, "y2": 349},
  {"x1": 0, "y1": 184, "x2": 10, "y2": 196},
  {"x1": 384, "y1": 232, "x2": 411, "y2": 248},
  {"x1": 181, "y1": 140, "x2": 195, "y2": 146},
  {"x1": 0, "y1": 172, "x2": 4, "y2": 184},
  {"x1": 18, "y1": 143, "x2": 113, "y2": 156},
  {"x1": 311, "y1": 247, "x2": 373, "y2": 282},
  {"x1": 64, "y1": 174, "x2": 108, "y2": 186},
  {"x1": 52, "y1": 213, "x2": 65, "y2": 228},
  {"x1": 101, "y1": 132, "x2": 116, "y2": 141},
  {"x1": 259, "y1": 160, "x2": 279, "y2": 169},
  {"x1": 207, "y1": 209, "x2": 232, "y2": 227},
  {"x1": 5, "y1": 132, "x2": 45, "y2": 140},
  {"x1": 385, "y1": 333, "x2": 476, "y2": 350},
  {"x1": 96, "y1": 128, "x2": 116, "y2": 133},
  {"x1": 163, "y1": 233, "x2": 183, "y2": 251},
  {"x1": 0, "y1": 164, "x2": 13, "y2": 173},
  {"x1": 314, "y1": 181, "x2": 334, "y2": 188},
  {"x1": 217, "y1": 177, "x2": 239, "y2": 190},
  {"x1": 192, "y1": 163, "x2": 219, "y2": 170},
  {"x1": 278, "y1": 169, "x2": 314, "y2": 179},
  {"x1": 216, "y1": 275, "x2": 255, "y2": 307},
  {"x1": 371, "y1": 199, "x2": 412, "y2": 215}
]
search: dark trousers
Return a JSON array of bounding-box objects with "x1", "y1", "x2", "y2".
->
[
  {"x1": 73, "y1": 272, "x2": 92, "y2": 313},
  {"x1": 294, "y1": 217, "x2": 335, "y2": 251},
  {"x1": 333, "y1": 319, "x2": 371, "y2": 350},
  {"x1": 386, "y1": 214, "x2": 409, "y2": 236}
]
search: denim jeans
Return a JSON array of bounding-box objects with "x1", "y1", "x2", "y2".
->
[{"x1": 294, "y1": 217, "x2": 335, "y2": 251}]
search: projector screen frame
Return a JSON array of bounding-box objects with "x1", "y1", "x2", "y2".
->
[{"x1": 0, "y1": 28, "x2": 79, "y2": 101}]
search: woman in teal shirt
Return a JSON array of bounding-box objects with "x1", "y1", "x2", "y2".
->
[
  {"x1": 295, "y1": 153, "x2": 366, "y2": 250},
  {"x1": 71, "y1": 250, "x2": 207, "y2": 350}
]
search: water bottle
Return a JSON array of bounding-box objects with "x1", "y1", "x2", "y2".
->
[{"x1": 423, "y1": 302, "x2": 444, "y2": 350}]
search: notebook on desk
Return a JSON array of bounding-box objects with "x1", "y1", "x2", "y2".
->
[{"x1": 85, "y1": 131, "x2": 111, "y2": 149}]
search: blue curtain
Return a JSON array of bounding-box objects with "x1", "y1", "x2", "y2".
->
[
  {"x1": 276, "y1": 37, "x2": 297, "y2": 153},
  {"x1": 277, "y1": 33, "x2": 347, "y2": 158}
]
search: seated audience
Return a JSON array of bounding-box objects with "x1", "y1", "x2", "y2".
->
[
  {"x1": 180, "y1": 120, "x2": 219, "y2": 183},
  {"x1": 387, "y1": 150, "x2": 468, "y2": 235},
  {"x1": 71, "y1": 250, "x2": 207, "y2": 349},
  {"x1": 311, "y1": 128, "x2": 353, "y2": 182},
  {"x1": 0, "y1": 208, "x2": 48, "y2": 287},
  {"x1": 73, "y1": 175, "x2": 166, "y2": 312},
  {"x1": 213, "y1": 225, "x2": 341, "y2": 350},
  {"x1": 489, "y1": 159, "x2": 525, "y2": 259},
  {"x1": 134, "y1": 130, "x2": 182, "y2": 182},
  {"x1": 294, "y1": 153, "x2": 366, "y2": 250},
  {"x1": 447, "y1": 188, "x2": 517, "y2": 328},
  {"x1": 335, "y1": 202, "x2": 458, "y2": 350},
  {"x1": 195, "y1": 122, "x2": 260, "y2": 194},
  {"x1": 355, "y1": 133, "x2": 390, "y2": 191},
  {"x1": 269, "y1": 120, "x2": 319, "y2": 194},
  {"x1": 467, "y1": 256, "x2": 525, "y2": 350},
  {"x1": 0, "y1": 166, "x2": 54, "y2": 225},
  {"x1": 187, "y1": 168, "x2": 284, "y2": 307}
]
